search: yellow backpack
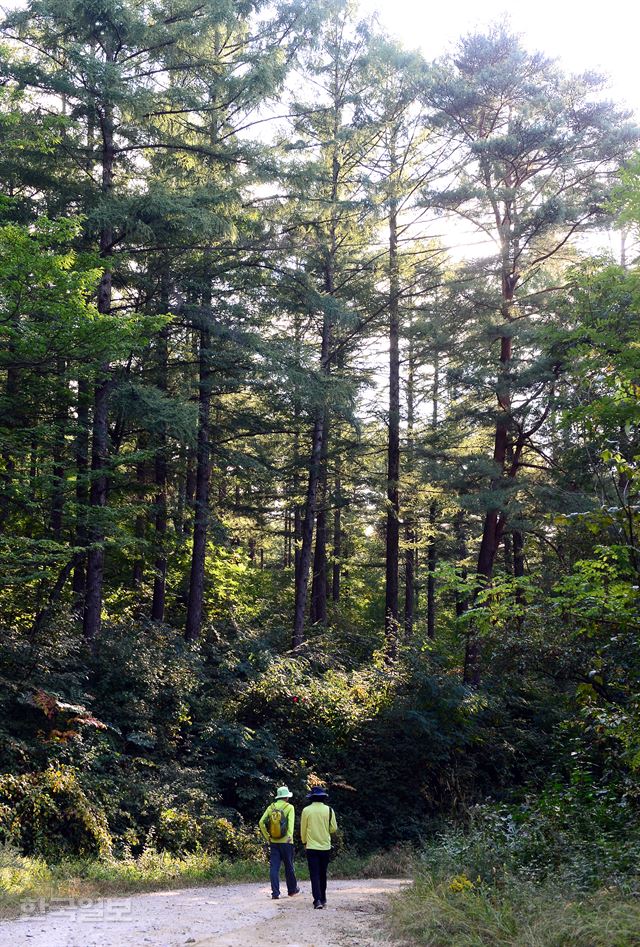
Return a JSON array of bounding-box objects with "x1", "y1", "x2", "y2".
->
[{"x1": 263, "y1": 803, "x2": 289, "y2": 840}]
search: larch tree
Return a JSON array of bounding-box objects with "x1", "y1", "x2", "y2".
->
[
  {"x1": 1, "y1": 0, "x2": 225, "y2": 640},
  {"x1": 361, "y1": 38, "x2": 445, "y2": 652},
  {"x1": 287, "y1": 0, "x2": 379, "y2": 647},
  {"x1": 425, "y1": 26, "x2": 637, "y2": 682}
]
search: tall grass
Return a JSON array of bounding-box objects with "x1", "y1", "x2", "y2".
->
[
  {"x1": 0, "y1": 844, "x2": 266, "y2": 918},
  {"x1": 391, "y1": 874, "x2": 640, "y2": 947},
  {"x1": 388, "y1": 797, "x2": 640, "y2": 947}
]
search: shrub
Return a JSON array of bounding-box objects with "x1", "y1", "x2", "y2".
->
[
  {"x1": 0, "y1": 766, "x2": 112, "y2": 859},
  {"x1": 155, "y1": 809, "x2": 262, "y2": 860},
  {"x1": 391, "y1": 874, "x2": 640, "y2": 947}
]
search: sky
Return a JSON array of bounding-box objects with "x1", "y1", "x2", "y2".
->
[
  {"x1": 359, "y1": 0, "x2": 640, "y2": 118},
  {"x1": 1, "y1": 0, "x2": 637, "y2": 116}
]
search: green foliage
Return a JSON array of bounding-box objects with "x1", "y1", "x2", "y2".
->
[
  {"x1": 0, "y1": 766, "x2": 112, "y2": 860},
  {"x1": 391, "y1": 774, "x2": 640, "y2": 945},
  {"x1": 391, "y1": 874, "x2": 640, "y2": 947}
]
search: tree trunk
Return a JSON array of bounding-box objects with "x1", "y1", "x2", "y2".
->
[
  {"x1": 132, "y1": 447, "x2": 147, "y2": 588},
  {"x1": 0, "y1": 327, "x2": 22, "y2": 532},
  {"x1": 292, "y1": 316, "x2": 331, "y2": 649},
  {"x1": 83, "y1": 93, "x2": 115, "y2": 642},
  {"x1": 310, "y1": 419, "x2": 329, "y2": 626},
  {"x1": 503, "y1": 531, "x2": 514, "y2": 574},
  {"x1": 151, "y1": 281, "x2": 170, "y2": 622},
  {"x1": 404, "y1": 319, "x2": 416, "y2": 636},
  {"x1": 82, "y1": 369, "x2": 111, "y2": 641},
  {"x1": 404, "y1": 524, "x2": 415, "y2": 636},
  {"x1": 185, "y1": 445, "x2": 196, "y2": 530},
  {"x1": 151, "y1": 435, "x2": 168, "y2": 621},
  {"x1": 513, "y1": 529, "x2": 524, "y2": 579},
  {"x1": 385, "y1": 145, "x2": 400, "y2": 653},
  {"x1": 292, "y1": 312, "x2": 302, "y2": 585},
  {"x1": 283, "y1": 507, "x2": 290, "y2": 568},
  {"x1": 174, "y1": 445, "x2": 187, "y2": 539},
  {"x1": 475, "y1": 338, "x2": 512, "y2": 582},
  {"x1": 465, "y1": 308, "x2": 514, "y2": 682},
  {"x1": 426, "y1": 350, "x2": 440, "y2": 640},
  {"x1": 293, "y1": 419, "x2": 324, "y2": 647},
  {"x1": 292, "y1": 162, "x2": 336, "y2": 648},
  {"x1": 427, "y1": 502, "x2": 437, "y2": 640},
  {"x1": 72, "y1": 378, "x2": 91, "y2": 605},
  {"x1": 332, "y1": 458, "x2": 341, "y2": 603},
  {"x1": 49, "y1": 360, "x2": 67, "y2": 541},
  {"x1": 454, "y1": 510, "x2": 468, "y2": 619},
  {"x1": 185, "y1": 291, "x2": 212, "y2": 642},
  {"x1": 513, "y1": 527, "x2": 525, "y2": 615}
]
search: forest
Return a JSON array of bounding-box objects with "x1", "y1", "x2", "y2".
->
[{"x1": 0, "y1": 0, "x2": 639, "y2": 943}]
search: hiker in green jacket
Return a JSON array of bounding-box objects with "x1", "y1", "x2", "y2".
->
[
  {"x1": 259, "y1": 785, "x2": 300, "y2": 900},
  {"x1": 300, "y1": 785, "x2": 337, "y2": 909}
]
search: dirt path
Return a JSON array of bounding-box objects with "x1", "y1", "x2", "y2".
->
[{"x1": 1, "y1": 878, "x2": 409, "y2": 947}]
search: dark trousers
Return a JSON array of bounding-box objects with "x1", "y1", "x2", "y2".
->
[
  {"x1": 306, "y1": 848, "x2": 331, "y2": 904},
  {"x1": 269, "y1": 842, "x2": 297, "y2": 897}
]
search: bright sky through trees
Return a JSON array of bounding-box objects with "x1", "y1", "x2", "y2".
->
[
  {"x1": 2, "y1": 0, "x2": 637, "y2": 113},
  {"x1": 360, "y1": 0, "x2": 640, "y2": 117}
]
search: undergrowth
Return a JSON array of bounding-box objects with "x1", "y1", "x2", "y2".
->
[
  {"x1": 391, "y1": 875, "x2": 640, "y2": 947},
  {"x1": 389, "y1": 791, "x2": 640, "y2": 947}
]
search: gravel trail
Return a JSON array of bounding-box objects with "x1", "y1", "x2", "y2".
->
[{"x1": 0, "y1": 878, "x2": 409, "y2": 947}]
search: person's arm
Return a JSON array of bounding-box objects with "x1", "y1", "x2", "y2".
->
[
  {"x1": 259, "y1": 806, "x2": 271, "y2": 842},
  {"x1": 300, "y1": 807, "x2": 308, "y2": 846},
  {"x1": 286, "y1": 804, "x2": 295, "y2": 843},
  {"x1": 329, "y1": 808, "x2": 337, "y2": 834}
]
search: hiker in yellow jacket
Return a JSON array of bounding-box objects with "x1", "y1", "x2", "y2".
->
[
  {"x1": 259, "y1": 785, "x2": 300, "y2": 900},
  {"x1": 300, "y1": 785, "x2": 337, "y2": 909}
]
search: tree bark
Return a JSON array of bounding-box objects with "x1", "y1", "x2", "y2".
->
[
  {"x1": 465, "y1": 280, "x2": 515, "y2": 682},
  {"x1": 292, "y1": 311, "x2": 331, "y2": 649},
  {"x1": 427, "y1": 502, "x2": 437, "y2": 640},
  {"x1": 513, "y1": 527, "x2": 525, "y2": 615},
  {"x1": 292, "y1": 118, "x2": 337, "y2": 647},
  {"x1": 82, "y1": 369, "x2": 111, "y2": 641},
  {"x1": 282, "y1": 506, "x2": 291, "y2": 569},
  {"x1": 292, "y1": 312, "x2": 303, "y2": 585},
  {"x1": 513, "y1": 529, "x2": 524, "y2": 579},
  {"x1": 0, "y1": 337, "x2": 21, "y2": 532},
  {"x1": 454, "y1": 510, "x2": 468, "y2": 619},
  {"x1": 185, "y1": 445, "x2": 196, "y2": 529},
  {"x1": 385, "y1": 139, "x2": 400, "y2": 653},
  {"x1": 404, "y1": 319, "x2": 416, "y2": 636},
  {"x1": 72, "y1": 378, "x2": 91, "y2": 605},
  {"x1": 503, "y1": 531, "x2": 514, "y2": 574},
  {"x1": 185, "y1": 293, "x2": 212, "y2": 642},
  {"x1": 425, "y1": 350, "x2": 440, "y2": 640},
  {"x1": 132, "y1": 446, "x2": 147, "y2": 588},
  {"x1": 151, "y1": 280, "x2": 170, "y2": 622},
  {"x1": 332, "y1": 458, "x2": 341, "y2": 603},
  {"x1": 310, "y1": 418, "x2": 329, "y2": 625},
  {"x1": 151, "y1": 431, "x2": 168, "y2": 621},
  {"x1": 49, "y1": 360, "x2": 67, "y2": 541},
  {"x1": 82, "y1": 90, "x2": 115, "y2": 642}
]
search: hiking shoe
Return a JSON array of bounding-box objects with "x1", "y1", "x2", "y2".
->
[
  {"x1": 288, "y1": 888, "x2": 301, "y2": 897},
  {"x1": 313, "y1": 900, "x2": 324, "y2": 909},
  {"x1": 271, "y1": 894, "x2": 280, "y2": 900}
]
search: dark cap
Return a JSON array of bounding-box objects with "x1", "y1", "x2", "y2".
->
[{"x1": 306, "y1": 786, "x2": 329, "y2": 800}]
